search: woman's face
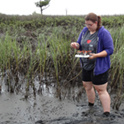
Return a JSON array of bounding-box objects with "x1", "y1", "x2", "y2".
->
[{"x1": 85, "y1": 20, "x2": 97, "y2": 32}]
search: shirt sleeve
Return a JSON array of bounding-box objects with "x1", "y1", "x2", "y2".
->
[{"x1": 102, "y1": 29, "x2": 114, "y2": 55}]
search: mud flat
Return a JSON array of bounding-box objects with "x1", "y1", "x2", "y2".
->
[
  {"x1": 0, "y1": 74, "x2": 124, "y2": 124},
  {"x1": 0, "y1": 86, "x2": 124, "y2": 124}
]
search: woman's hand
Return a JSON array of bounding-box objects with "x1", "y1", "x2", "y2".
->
[
  {"x1": 89, "y1": 53, "x2": 97, "y2": 59},
  {"x1": 70, "y1": 42, "x2": 79, "y2": 49},
  {"x1": 89, "y1": 50, "x2": 107, "y2": 59}
]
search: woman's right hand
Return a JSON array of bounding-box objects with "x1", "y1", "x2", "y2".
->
[{"x1": 70, "y1": 42, "x2": 79, "y2": 49}]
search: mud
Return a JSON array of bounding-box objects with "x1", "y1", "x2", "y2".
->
[
  {"x1": 0, "y1": 91, "x2": 124, "y2": 124},
  {"x1": 0, "y1": 77, "x2": 124, "y2": 124}
]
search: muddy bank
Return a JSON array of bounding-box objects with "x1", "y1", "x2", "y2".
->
[
  {"x1": 0, "y1": 73, "x2": 124, "y2": 124},
  {"x1": 0, "y1": 86, "x2": 124, "y2": 124}
]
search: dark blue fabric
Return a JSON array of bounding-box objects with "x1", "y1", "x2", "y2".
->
[{"x1": 77, "y1": 26, "x2": 114, "y2": 75}]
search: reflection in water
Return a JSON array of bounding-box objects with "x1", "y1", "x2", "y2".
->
[{"x1": 0, "y1": 74, "x2": 124, "y2": 124}]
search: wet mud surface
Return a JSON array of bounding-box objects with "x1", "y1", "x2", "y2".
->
[
  {"x1": 0, "y1": 74, "x2": 124, "y2": 124},
  {"x1": 0, "y1": 91, "x2": 124, "y2": 124}
]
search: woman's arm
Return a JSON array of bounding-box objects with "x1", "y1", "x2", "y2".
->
[{"x1": 89, "y1": 50, "x2": 107, "y2": 59}]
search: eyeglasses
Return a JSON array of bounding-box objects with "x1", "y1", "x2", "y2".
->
[{"x1": 85, "y1": 23, "x2": 94, "y2": 27}]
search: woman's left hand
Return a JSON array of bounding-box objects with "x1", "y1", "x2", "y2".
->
[
  {"x1": 89, "y1": 53, "x2": 97, "y2": 59},
  {"x1": 89, "y1": 50, "x2": 107, "y2": 59}
]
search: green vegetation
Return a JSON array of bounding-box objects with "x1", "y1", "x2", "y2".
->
[
  {"x1": 0, "y1": 13, "x2": 124, "y2": 109},
  {"x1": 35, "y1": 0, "x2": 51, "y2": 15}
]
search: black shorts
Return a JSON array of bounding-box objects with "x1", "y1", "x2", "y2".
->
[{"x1": 82, "y1": 68, "x2": 109, "y2": 85}]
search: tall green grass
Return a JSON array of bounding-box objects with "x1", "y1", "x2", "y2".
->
[
  {"x1": 108, "y1": 25, "x2": 124, "y2": 110},
  {"x1": 109, "y1": 26, "x2": 124, "y2": 88},
  {"x1": 0, "y1": 15, "x2": 124, "y2": 108},
  {"x1": 0, "y1": 26, "x2": 78, "y2": 98}
]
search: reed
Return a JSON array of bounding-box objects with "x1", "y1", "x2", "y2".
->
[
  {"x1": 0, "y1": 15, "x2": 124, "y2": 109},
  {"x1": 110, "y1": 26, "x2": 124, "y2": 87},
  {"x1": 108, "y1": 25, "x2": 124, "y2": 109},
  {"x1": 37, "y1": 33, "x2": 48, "y2": 77}
]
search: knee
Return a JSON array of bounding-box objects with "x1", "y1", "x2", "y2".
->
[
  {"x1": 83, "y1": 82, "x2": 93, "y2": 91},
  {"x1": 96, "y1": 89, "x2": 104, "y2": 96},
  {"x1": 83, "y1": 82, "x2": 87, "y2": 88}
]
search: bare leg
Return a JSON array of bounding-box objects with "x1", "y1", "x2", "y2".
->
[
  {"x1": 83, "y1": 81, "x2": 95, "y2": 104},
  {"x1": 94, "y1": 83, "x2": 111, "y2": 112}
]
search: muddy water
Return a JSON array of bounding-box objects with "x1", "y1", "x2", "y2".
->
[{"x1": 0, "y1": 77, "x2": 124, "y2": 124}]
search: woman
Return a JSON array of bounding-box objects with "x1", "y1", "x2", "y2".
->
[{"x1": 71, "y1": 13, "x2": 114, "y2": 116}]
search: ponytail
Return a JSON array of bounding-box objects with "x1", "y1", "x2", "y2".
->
[{"x1": 97, "y1": 16, "x2": 102, "y2": 30}]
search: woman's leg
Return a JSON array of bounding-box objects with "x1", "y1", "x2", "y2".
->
[
  {"x1": 83, "y1": 81, "x2": 95, "y2": 104},
  {"x1": 94, "y1": 83, "x2": 111, "y2": 112}
]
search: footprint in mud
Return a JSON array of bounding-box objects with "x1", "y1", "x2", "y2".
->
[
  {"x1": 35, "y1": 120, "x2": 44, "y2": 124},
  {"x1": 81, "y1": 106, "x2": 98, "y2": 116},
  {"x1": 35, "y1": 117, "x2": 69, "y2": 124}
]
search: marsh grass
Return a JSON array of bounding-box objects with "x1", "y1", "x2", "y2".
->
[
  {"x1": 0, "y1": 25, "x2": 78, "y2": 98},
  {"x1": 110, "y1": 26, "x2": 124, "y2": 88},
  {"x1": 0, "y1": 15, "x2": 124, "y2": 109},
  {"x1": 108, "y1": 25, "x2": 124, "y2": 109}
]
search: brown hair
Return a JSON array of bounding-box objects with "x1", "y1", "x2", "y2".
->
[{"x1": 85, "y1": 13, "x2": 102, "y2": 30}]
